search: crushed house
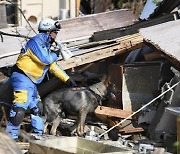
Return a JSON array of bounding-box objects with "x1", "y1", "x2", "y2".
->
[{"x1": 0, "y1": 0, "x2": 180, "y2": 153}]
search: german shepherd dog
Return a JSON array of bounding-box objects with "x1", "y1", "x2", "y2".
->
[{"x1": 43, "y1": 76, "x2": 117, "y2": 136}]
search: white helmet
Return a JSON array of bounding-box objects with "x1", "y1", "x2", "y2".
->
[{"x1": 38, "y1": 18, "x2": 61, "y2": 32}]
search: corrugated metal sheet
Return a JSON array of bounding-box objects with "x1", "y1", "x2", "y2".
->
[{"x1": 139, "y1": 19, "x2": 180, "y2": 63}]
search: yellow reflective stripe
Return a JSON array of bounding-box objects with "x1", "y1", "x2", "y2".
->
[
  {"x1": 26, "y1": 49, "x2": 46, "y2": 66},
  {"x1": 49, "y1": 62, "x2": 69, "y2": 83},
  {"x1": 16, "y1": 54, "x2": 45, "y2": 81},
  {"x1": 13, "y1": 90, "x2": 28, "y2": 104}
]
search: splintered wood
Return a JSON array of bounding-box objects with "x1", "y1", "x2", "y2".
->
[
  {"x1": 95, "y1": 106, "x2": 144, "y2": 134},
  {"x1": 58, "y1": 33, "x2": 144, "y2": 70},
  {"x1": 95, "y1": 106, "x2": 134, "y2": 119}
]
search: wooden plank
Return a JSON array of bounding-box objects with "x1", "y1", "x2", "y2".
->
[
  {"x1": 92, "y1": 12, "x2": 176, "y2": 41},
  {"x1": 0, "y1": 132, "x2": 23, "y2": 154},
  {"x1": 119, "y1": 127, "x2": 144, "y2": 134},
  {"x1": 95, "y1": 106, "x2": 135, "y2": 119},
  {"x1": 17, "y1": 142, "x2": 30, "y2": 150},
  {"x1": 58, "y1": 33, "x2": 144, "y2": 70},
  {"x1": 76, "y1": 0, "x2": 80, "y2": 16},
  {"x1": 95, "y1": 113, "x2": 143, "y2": 134},
  {"x1": 144, "y1": 52, "x2": 161, "y2": 61}
]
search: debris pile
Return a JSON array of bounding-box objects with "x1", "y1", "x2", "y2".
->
[{"x1": 0, "y1": 1, "x2": 180, "y2": 153}]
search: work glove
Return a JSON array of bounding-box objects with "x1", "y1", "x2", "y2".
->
[
  {"x1": 52, "y1": 49, "x2": 60, "y2": 57},
  {"x1": 66, "y1": 78, "x2": 77, "y2": 87}
]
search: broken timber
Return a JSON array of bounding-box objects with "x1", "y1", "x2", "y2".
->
[
  {"x1": 95, "y1": 106, "x2": 138, "y2": 120},
  {"x1": 39, "y1": 33, "x2": 143, "y2": 96},
  {"x1": 58, "y1": 33, "x2": 144, "y2": 70},
  {"x1": 95, "y1": 106, "x2": 143, "y2": 134}
]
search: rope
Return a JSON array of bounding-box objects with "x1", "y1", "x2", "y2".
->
[{"x1": 99, "y1": 81, "x2": 180, "y2": 138}]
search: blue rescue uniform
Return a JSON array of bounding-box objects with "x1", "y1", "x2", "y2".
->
[{"x1": 6, "y1": 33, "x2": 70, "y2": 139}]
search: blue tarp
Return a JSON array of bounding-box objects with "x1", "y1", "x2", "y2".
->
[{"x1": 140, "y1": 0, "x2": 163, "y2": 20}]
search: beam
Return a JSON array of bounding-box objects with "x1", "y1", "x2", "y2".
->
[
  {"x1": 119, "y1": 127, "x2": 144, "y2": 134},
  {"x1": 58, "y1": 33, "x2": 144, "y2": 70},
  {"x1": 95, "y1": 106, "x2": 138, "y2": 119},
  {"x1": 92, "y1": 12, "x2": 176, "y2": 41}
]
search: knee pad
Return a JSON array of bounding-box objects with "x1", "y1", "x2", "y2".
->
[
  {"x1": 31, "y1": 101, "x2": 43, "y2": 116},
  {"x1": 10, "y1": 107, "x2": 25, "y2": 126}
]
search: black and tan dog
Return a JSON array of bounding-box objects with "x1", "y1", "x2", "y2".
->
[{"x1": 43, "y1": 76, "x2": 117, "y2": 136}]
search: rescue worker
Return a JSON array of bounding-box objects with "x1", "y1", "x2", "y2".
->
[{"x1": 6, "y1": 18, "x2": 76, "y2": 140}]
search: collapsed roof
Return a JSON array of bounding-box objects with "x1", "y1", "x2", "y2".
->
[
  {"x1": 139, "y1": 19, "x2": 180, "y2": 66},
  {"x1": 0, "y1": 9, "x2": 137, "y2": 68}
]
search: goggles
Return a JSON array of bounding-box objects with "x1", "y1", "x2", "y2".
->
[{"x1": 54, "y1": 21, "x2": 61, "y2": 31}]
